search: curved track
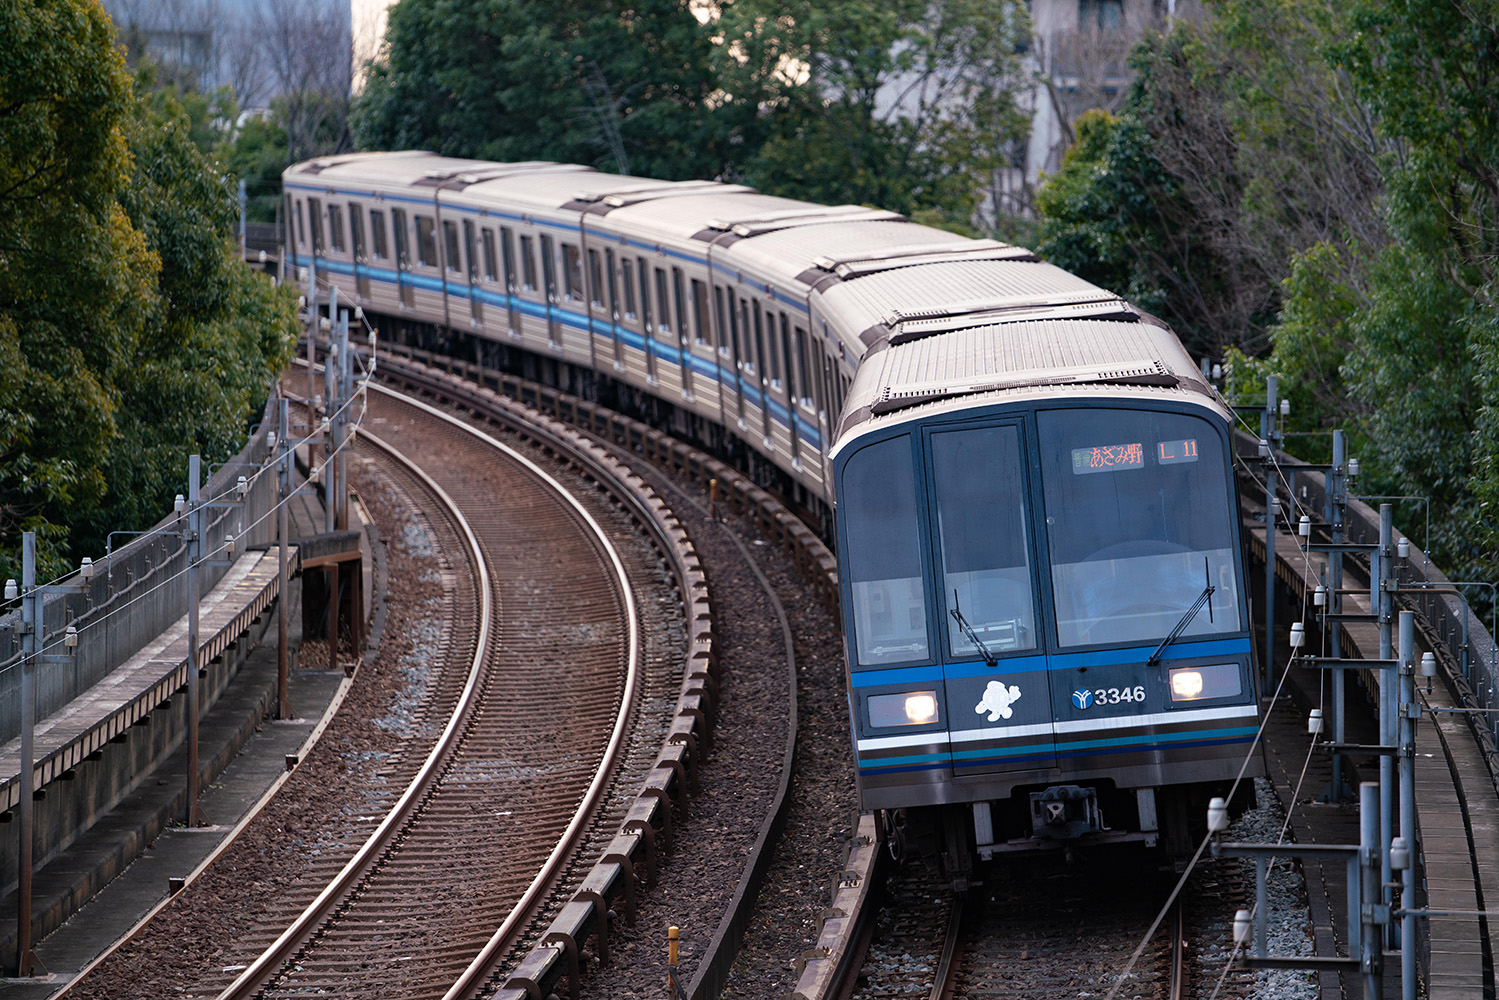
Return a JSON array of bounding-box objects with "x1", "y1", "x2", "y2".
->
[{"x1": 214, "y1": 386, "x2": 642, "y2": 999}]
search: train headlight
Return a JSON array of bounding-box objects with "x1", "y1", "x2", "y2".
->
[
  {"x1": 1168, "y1": 664, "x2": 1242, "y2": 702},
  {"x1": 867, "y1": 691, "x2": 939, "y2": 728}
]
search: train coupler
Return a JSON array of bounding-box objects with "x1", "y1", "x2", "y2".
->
[{"x1": 1029, "y1": 785, "x2": 1104, "y2": 840}]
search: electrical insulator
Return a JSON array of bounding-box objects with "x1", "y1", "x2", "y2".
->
[
  {"x1": 1207, "y1": 796, "x2": 1229, "y2": 833},
  {"x1": 1397, "y1": 537, "x2": 1410, "y2": 559},
  {"x1": 1390, "y1": 836, "x2": 1410, "y2": 871},
  {"x1": 174, "y1": 494, "x2": 187, "y2": 514},
  {"x1": 1233, "y1": 909, "x2": 1253, "y2": 946},
  {"x1": 4, "y1": 579, "x2": 16, "y2": 601},
  {"x1": 1421, "y1": 652, "x2": 1437, "y2": 678},
  {"x1": 80, "y1": 557, "x2": 94, "y2": 581},
  {"x1": 1299, "y1": 515, "x2": 1312, "y2": 537},
  {"x1": 1280, "y1": 398, "x2": 1290, "y2": 416},
  {"x1": 1308, "y1": 708, "x2": 1324, "y2": 735},
  {"x1": 1289, "y1": 622, "x2": 1306, "y2": 648},
  {"x1": 225, "y1": 534, "x2": 236, "y2": 557},
  {"x1": 64, "y1": 625, "x2": 79, "y2": 648},
  {"x1": 1212, "y1": 363, "x2": 1222, "y2": 381},
  {"x1": 1314, "y1": 585, "x2": 1327, "y2": 607},
  {"x1": 1348, "y1": 458, "x2": 1360, "y2": 477},
  {"x1": 1258, "y1": 438, "x2": 1270, "y2": 458}
]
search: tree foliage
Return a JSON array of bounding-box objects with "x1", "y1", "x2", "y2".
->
[{"x1": 0, "y1": 0, "x2": 299, "y2": 581}]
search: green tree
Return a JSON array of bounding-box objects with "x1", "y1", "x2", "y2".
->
[
  {"x1": 352, "y1": 0, "x2": 731, "y2": 180},
  {"x1": 725, "y1": 0, "x2": 1031, "y2": 225},
  {"x1": 0, "y1": 0, "x2": 299, "y2": 580}
]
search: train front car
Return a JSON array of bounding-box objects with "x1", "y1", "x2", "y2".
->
[{"x1": 831, "y1": 318, "x2": 1263, "y2": 886}]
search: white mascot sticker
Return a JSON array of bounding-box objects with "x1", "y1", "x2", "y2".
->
[{"x1": 975, "y1": 680, "x2": 1022, "y2": 722}]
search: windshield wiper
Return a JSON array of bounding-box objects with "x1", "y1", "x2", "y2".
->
[
  {"x1": 951, "y1": 590, "x2": 997, "y2": 667},
  {"x1": 1147, "y1": 558, "x2": 1216, "y2": 666}
]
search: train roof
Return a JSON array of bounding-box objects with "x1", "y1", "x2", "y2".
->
[{"x1": 832, "y1": 317, "x2": 1221, "y2": 455}]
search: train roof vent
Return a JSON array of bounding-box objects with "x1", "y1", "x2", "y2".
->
[
  {"x1": 601, "y1": 181, "x2": 753, "y2": 206},
  {"x1": 870, "y1": 359, "x2": 1177, "y2": 416},
  {"x1": 708, "y1": 205, "x2": 905, "y2": 237},
  {"x1": 814, "y1": 240, "x2": 1036, "y2": 278},
  {"x1": 887, "y1": 294, "x2": 1134, "y2": 342}
]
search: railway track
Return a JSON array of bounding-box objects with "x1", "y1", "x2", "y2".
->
[{"x1": 208, "y1": 389, "x2": 644, "y2": 999}]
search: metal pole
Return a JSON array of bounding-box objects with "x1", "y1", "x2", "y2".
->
[
  {"x1": 187, "y1": 454, "x2": 202, "y2": 827},
  {"x1": 1398, "y1": 610, "x2": 1417, "y2": 1000},
  {"x1": 336, "y1": 309, "x2": 351, "y2": 532},
  {"x1": 238, "y1": 178, "x2": 247, "y2": 260},
  {"x1": 1331, "y1": 431, "x2": 1348, "y2": 798},
  {"x1": 305, "y1": 267, "x2": 317, "y2": 422},
  {"x1": 1360, "y1": 781, "x2": 1384, "y2": 1000},
  {"x1": 1263, "y1": 375, "x2": 1279, "y2": 693},
  {"x1": 278, "y1": 399, "x2": 292, "y2": 720},
  {"x1": 15, "y1": 533, "x2": 37, "y2": 976},
  {"x1": 324, "y1": 288, "x2": 338, "y2": 536},
  {"x1": 1378, "y1": 504, "x2": 1394, "y2": 935}
]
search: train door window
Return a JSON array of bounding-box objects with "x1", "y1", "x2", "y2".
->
[
  {"x1": 500, "y1": 228, "x2": 516, "y2": 288},
  {"x1": 349, "y1": 207, "x2": 366, "y2": 261},
  {"x1": 391, "y1": 209, "x2": 409, "y2": 265},
  {"x1": 795, "y1": 326, "x2": 815, "y2": 408},
  {"x1": 308, "y1": 198, "x2": 324, "y2": 252},
  {"x1": 443, "y1": 220, "x2": 462, "y2": 273},
  {"x1": 295, "y1": 200, "x2": 306, "y2": 247},
  {"x1": 520, "y1": 235, "x2": 537, "y2": 290},
  {"x1": 752, "y1": 301, "x2": 770, "y2": 380},
  {"x1": 606, "y1": 249, "x2": 623, "y2": 365},
  {"x1": 540, "y1": 234, "x2": 557, "y2": 299},
  {"x1": 416, "y1": 216, "x2": 438, "y2": 267},
  {"x1": 637, "y1": 258, "x2": 655, "y2": 377},
  {"x1": 930, "y1": 424, "x2": 1037, "y2": 656},
  {"x1": 840, "y1": 435, "x2": 929, "y2": 666},
  {"x1": 714, "y1": 287, "x2": 729, "y2": 353},
  {"x1": 370, "y1": 209, "x2": 387, "y2": 259},
  {"x1": 654, "y1": 267, "x2": 672, "y2": 339},
  {"x1": 481, "y1": 228, "x2": 497, "y2": 281},
  {"x1": 779, "y1": 314, "x2": 795, "y2": 397},
  {"x1": 562, "y1": 243, "x2": 583, "y2": 300},
  {"x1": 327, "y1": 204, "x2": 345, "y2": 252},
  {"x1": 621, "y1": 257, "x2": 638, "y2": 320},
  {"x1": 1037, "y1": 408, "x2": 1241, "y2": 647},
  {"x1": 739, "y1": 298, "x2": 755, "y2": 374},
  {"x1": 692, "y1": 279, "x2": 712, "y2": 347},
  {"x1": 463, "y1": 221, "x2": 479, "y2": 280},
  {"x1": 588, "y1": 249, "x2": 605, "y2": 308},
  {"x1": 672, "y1": 268, "x2": 689, "y2": 342}
]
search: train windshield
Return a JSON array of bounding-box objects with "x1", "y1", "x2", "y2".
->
[
  {"x1": 841, "y1": 435, "x2": 930, "y2": 666},
  {"x1": 1038, "y1": 409, "x2": 1241, "y2": 648},
  {"x1": 930, "y1": 424, "x2": 1036, "y2": 656}
]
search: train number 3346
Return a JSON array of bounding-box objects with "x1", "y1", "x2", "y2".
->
[{"x1": 1092, "y1": 686, "x2": 1146, "y2": 707}]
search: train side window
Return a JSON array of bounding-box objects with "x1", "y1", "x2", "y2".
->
[
  {"x1": 563, "y1": 243, "x2": 583, "y2": 300},
  {"x1": 391, "y1": 208, "x2": 410, "y2": 266},
  {"x1": 841, "y1": 435, "x2": 930, "y2": 666},
  {"x1": 621, "y1": 257, "x2": 638, "y2": 320},
  {"x1": 327, "y1": 204, "x2": 345, "y2": 252},
  {"x1": 588, "y1": 249, "x2": 605, "y2": 308},
  {"x1": 693, "y1": 280, "x2": 712, "y2": 348},
  {"x1": 795, "y1": 326, "x2": 815, "y2": 407},
  {"x1": 444, "y1": 220, "x2": 462, "y2": 273},
  {"x1": 295, "y1": 200, "x2": 306, "y2": 247},
  {"x1": 349, "y1": 207, "x2": 366, "y2": 262},
  {"x1": 931, "y1": 424, "x2": 1037, "y2": 655},
  {"x1": 416, "y1": 216, "x2": 437, "y2": 267},
  {"x1": 369, "y1": 209, "x2": 387, "y2": 260},
  {"x1": 752, "y1": 301, "x2": 771, "y2": 380},
  {"x1": 714, "y1": 287, "x2": 728, "y2": 352},
  {"x1": 463, "y1": 221, "x2": 479, "y2": 280},
  {"x1": 481, "y1": 228, "x2": 497, "y2": 281},
  {"x1": 308, "y1": 198, "x2": 324, "y2": 252},
  {"x1": 654, "y1": 267, "x2": 672, "y2": 338},
  {"x1": 520, "y1": 235, "x2": 537, "y2": 290}
]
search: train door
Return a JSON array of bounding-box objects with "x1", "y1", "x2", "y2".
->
[
  {"x1": 606, "y1": 249, "x2": 624, "y2": 368},
  {"x1": 307, "y1": 197, "x2": 325, "y2": 278},
  {"x1": 500, "y1": 227, "x2": 519, "y2": 335},
  {"x1": 349, "y1": 204, "x2": 369, "y2": 300},
  {"x1": 463, "y1": 220, "x2": 482, "y2": 325},
  {"x1": 751, "y1": 300, "x2": 772, "y2": 444},
  {"x1": 779, "y1": 313, "x2": 800, "y2": 466},
  {"x1": 720, "y1": 286, "x2": 746, "y2": 425},
  {"x1": 540, "y1": 233, "x2": 560, "y2": 348},
  {"x1": 673, "y1": 267, "x2": 693, "y2": 398},
  {"x1": 391, "y1": 208, "x2": 414, "y2": 308},
  {"x1": 637, "y1": 256, "x2": 656, "y2": 382},
  {"x1": 927, "y1": 421, "x2": 1057, "y2": 776}
]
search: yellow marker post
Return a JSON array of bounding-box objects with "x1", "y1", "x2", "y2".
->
[
  {"x1": 668, "y1": 925, "x2": 681, "y2": 998},
  {"x1": 708, "y1": 478, "x2": 719, "y2": 521}
]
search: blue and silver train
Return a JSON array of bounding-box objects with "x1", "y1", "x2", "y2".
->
[{"x1": 283, "y1": 152, "x2": 1263, "y2": 882}]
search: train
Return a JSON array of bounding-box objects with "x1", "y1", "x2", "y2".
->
[{"x1": 283, "y1": 151, "x2": 1264, "y2": 884}]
